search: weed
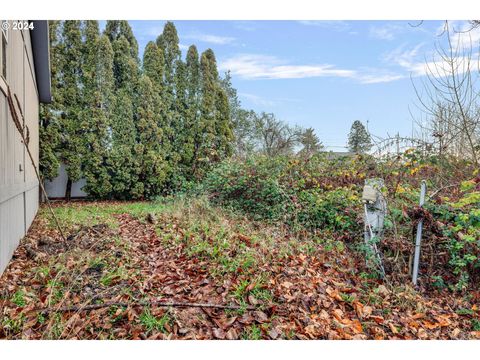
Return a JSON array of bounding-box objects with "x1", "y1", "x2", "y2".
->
[
  {"x1": 35, "y1": 266, "x2": 50, "y2": 278},
  {"x1": 431, "y1": 275, "x2": 446, "y2": 289},
  {"x1": 241, "y1": 324, "x2": 262, "y2": 340},
  {"x1": 1, "y1": 313, "x2": 25, "y2": 334},
  {"x1": 37, "y1": 313, "x2": 46, "y2": 324},
  {"x1": 11, "y1": 290, "x2": 26, "y2": 307},
  {"x1": 139, "y1": 308, "x2": 172, "y2": 334},
  {"x1": 251, "y1": 287, "x2": 273, "y2": 303},
  {"x1": 47, "y1": 280, "x2": 64, "y2": 304},
  {"x1": 108, "y1": 305, "x2": 126, "y2": 324},
  {"x1": 49, "y1": 313, "x2": 64, "y2": 339},
  {"x1": 340, "y1": 293, "x2": 355, "y2": 304},
  {"x1": 456, "y1": 308, "x2": 475, "y2": 316},
  {"x1": 233, "y1": 279, "x2": 250, "y2": 301},
  {"x1": 100, "y1": 266, "x2": 127, "y2": 286}
]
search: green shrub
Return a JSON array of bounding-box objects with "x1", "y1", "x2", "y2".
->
[
  {"x1": 428, "y1": 181, "x2": 480, "y2": 290},
  {"x1": 205, "y1": 155, "x2": 361, "y2": 233},
  {"x1": 205, "y1": 157, "x2": 292, "y2": 221}
]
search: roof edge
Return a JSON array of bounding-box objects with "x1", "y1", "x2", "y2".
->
[{"x1": 30, "y1": 20, "x2": 52, "y2": 104}]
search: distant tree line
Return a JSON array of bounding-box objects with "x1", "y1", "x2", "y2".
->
[{"x1": 39, "y1": 20, "x2": 325, "y2": 200}]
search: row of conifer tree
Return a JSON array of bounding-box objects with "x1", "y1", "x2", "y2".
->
[{"x1": 40, "y1": 20, "x2": 234, "y2": 199}]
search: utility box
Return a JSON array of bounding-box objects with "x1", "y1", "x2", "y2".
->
[
  {"x1": 363, "y1": 178, "x2": 386, "y2": 240},
  {"x1": 362, "y1": 178, "x2": 387, "y2": 275}
]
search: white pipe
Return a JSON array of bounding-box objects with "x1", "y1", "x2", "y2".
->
[{"x1": 412, "y1": 180, "x2": 427, "y2": 285}]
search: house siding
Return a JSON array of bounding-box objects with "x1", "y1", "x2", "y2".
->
[{"x1": 0, "y1": 22, "x2": 40, "y2": 275}]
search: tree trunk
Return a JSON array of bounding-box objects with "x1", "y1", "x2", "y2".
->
[{"x1": 65, "y1": 178, "x2": 72, "y2": 202}]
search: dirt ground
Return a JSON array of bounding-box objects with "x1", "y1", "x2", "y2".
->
[{"x1": 1, "y1": 200, "x2": 480, "y2": 339}]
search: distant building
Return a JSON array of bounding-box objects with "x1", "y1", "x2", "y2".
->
[
  {"x1": 323, "y1": 151, "x2": 355, "y2": 159},
  {"x1": 0, "y1": 21, "x2": 51, "y2": 274}
]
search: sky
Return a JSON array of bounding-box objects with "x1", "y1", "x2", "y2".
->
[{"x1": 102, "y1": 20, "x2": 480, "y2": 150}]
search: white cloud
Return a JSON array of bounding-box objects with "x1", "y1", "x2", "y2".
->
[
  {"x1": 144, "y1": 25, "x2": 165, "y2": 38},
  {"x1": 184, "y1": 32, "x2": 235, "y2": 45},
  {"x1": 219, "y1": 54, "x2": 403, "y2": 84},
  {"x1": 384, "y1": 42, "x2": 479, "y2": 78},
  {"x1": 219, "y1": 54, "x2": 355, "y2": 80},
  {"x1": 297, "y1": 21, "x2": 351, "y2": 32},
  {"x1": 356, "y1": 73, "x2": 405, "y2": 84},
  {"x1": 369, "y1": 24, "x2": 405, "y2": 41},
  {"x1": 239, "y1": 93, "x2": 276, "y2": 107},
  {"x1": 383, "y1": 43, "x2": 426, "y2": 75},
  {"x1": 447, "y1": 21, "x2": 480, "y2": 50},
  {"x1": 233, "y1": 21, "x2": 257, "y2": 32}
]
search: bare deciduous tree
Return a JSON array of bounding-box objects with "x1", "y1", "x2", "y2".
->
[
  {"x1": 413, "y1": 21, "x2": 480, "y2": 165},
  {"x1": 253, "y1": 112, "x2": 303, "y2": 157}
]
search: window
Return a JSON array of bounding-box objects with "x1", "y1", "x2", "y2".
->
[{"x1": 1, "y1": 20, "x2": 7, "y2": 80}]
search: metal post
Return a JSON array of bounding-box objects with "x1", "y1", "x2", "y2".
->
[{"x1": 412, "y1": 180, "x2": 427, "y2": 285}]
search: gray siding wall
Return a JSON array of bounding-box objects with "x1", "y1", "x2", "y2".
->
[{"x1": 0, "y1": 22, "x2": 40, "y2": 275}]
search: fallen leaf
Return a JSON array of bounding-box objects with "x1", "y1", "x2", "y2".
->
[
  {"x1": 388, "y1": 323, "x2": 398, "y2": 334},
  {"x1": 268, "y1": 328, "x2": 280, "y2": 339},
  {"x1": 226, "y1": 328, "x2": 239, "y2": 340},
  {"x1": 213, "y1": 328, "x2": 226, "y2": 339}
]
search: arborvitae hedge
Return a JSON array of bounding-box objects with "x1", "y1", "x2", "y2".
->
[{"x1": 40, "y1": 20, "x2": 235, "y2": 199}]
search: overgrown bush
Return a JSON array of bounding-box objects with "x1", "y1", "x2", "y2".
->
[
  {"x1": 205, "y1": 152, "x2": 479, "y2": 290},
  {"x1": 428, "y1": 179, "x2": 480, "y2": 290},
  {"x1": 204, "y1": 157, "x2": 292, "y2": 221},
  {"x1": 204, "y1": 155, "x2": 362, "y2": 234}
]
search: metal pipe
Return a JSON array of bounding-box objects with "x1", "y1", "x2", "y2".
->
[{"x1": 412, "y1": 180, "x2": 427, "y2": 285}]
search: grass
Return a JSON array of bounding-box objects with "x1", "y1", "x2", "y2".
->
[
  {"x1": 241, "y1": 324, "x2": 262, "y2": 340},
  {"x1": 1, "y1": 313, "x2": 25, "y2": 335},
  {"x1": 139, "y1": 308, "x2": 172, "y2": 334},
  {"x1": 100, "y1": 266, "x2": 128, "y2": 287},
  {"x1": 46, "y1": 279, "x2": 65, "y2": 305},
  {"x1": 41, "y1": 200, "x2": 173, "y2": 229},
  {"x1": 3, "y1": 190, "x2": 480, "y2": 339}
]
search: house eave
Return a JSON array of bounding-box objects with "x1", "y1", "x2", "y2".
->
[{"x1": 30, "y1": 20, "x2": 52, "y2": 104}]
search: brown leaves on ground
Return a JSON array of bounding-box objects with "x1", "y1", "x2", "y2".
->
[{"x1": 1, "y1": 201, "x2": 480, "y2": 340}]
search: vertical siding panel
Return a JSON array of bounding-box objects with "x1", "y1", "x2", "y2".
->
[{"x1": 0, "y1": 27, "x2": 40, "y2": 275}]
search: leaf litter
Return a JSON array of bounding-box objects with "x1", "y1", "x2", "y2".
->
[{"x1": 0, "y1": 199, "x2": 479, "y2": 340}]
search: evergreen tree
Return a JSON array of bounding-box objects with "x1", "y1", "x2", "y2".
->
[
  {"x1": 171, "y1": 58, "x2": 189, "y2": 185},
  {"x1": 40, "y1": 20, "x2": 240, "y2": 199},
  {"x1": 183, "y1": 45, "x2": 201, "y2": 177},
  {"x1": 143, "y1": 41, "x2": 164, "y2": 89},
  {"x1": 214, "y1": 87, "x2": 234, "y2": 159},
  {"x1": 220, "y1": 71, "x2": 241, "y2": 129},
  {"x1": 111, "y1": 35, "x2": 138, "y2": 91},
  {"x1": 39, "y1": 20, "x2": 62, "y2": 180},
  {"x1": 299, "y1": 127, "x2": 323, "y2": 158},
  {"x1": 81, "y1": 22, "x2": 115, "y2": 198},
  {"x1": 104, "y1": 20, "x2": 139, "y2": 60},
  {"x1": 195, "y1": 49, "x2": 219, "y2": 177},
  {"x1": 156, "y1": 22, "x2": 181, "y2": 183},
  {"x1": 156, "y1": 22, "x2": 180, "y2": 88},
  {"x1": 108, "y1": 89, "x2": 138, "y2": 199},
  {"x1": 348, "y1": 120, "x2": 372, "y2": 153},
  {"x1": 220, "y1": 71, "x2": 256, "y2": 157},
  {"x1": 107, "y1": 35, "x2": 140, "y2": 199},
  {"x1": 58, "y1": 20, "x2": 84, "y2": 200},
  {"x1": 135, "y1": 75, "x2": 167, "y2": 198},
  {"x1": 194, "y1": 49, "x2": 234, "y2": 176}
]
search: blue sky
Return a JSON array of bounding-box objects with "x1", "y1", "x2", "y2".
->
[{"x1": 102, "y1": 20, "x2": 479, "y2": 150}]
